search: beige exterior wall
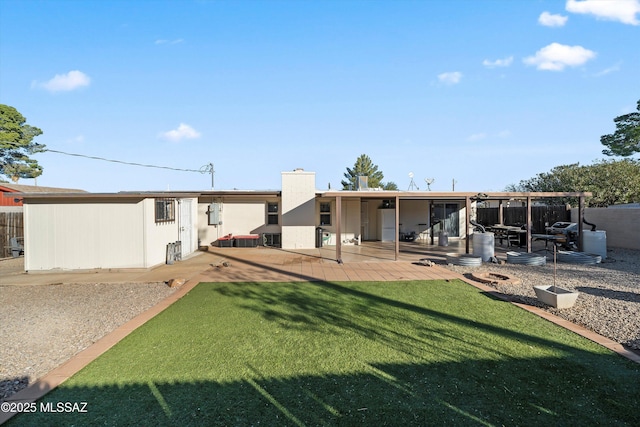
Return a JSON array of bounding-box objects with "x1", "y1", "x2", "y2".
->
[
  {"x1": 24, "y1": 201, "x2": 146, "y2": 271},
  {"x1": 316, "y1": 198, "x2": 360, "y2": 245},
  {"x1": 399, "y1": 200, "x2": 429, "y2": 238},
  {"x1": 571, "y1": 207, "x2": 640, "y2": 250},
  {"x1": 141, "y1": 198, "x2": 198, "y2": 265},
  {"x1": 198, "y1": 197, "x2": 281, "y2": 246},
  {"x1": 281, "y1": 170, "x2": 316, "y2": 249}
]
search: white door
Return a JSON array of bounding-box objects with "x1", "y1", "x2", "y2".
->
[
  {"x1": 179, "y1": 199, "x2": 193, "y2": 258},
  {"x1": 379, "y1": 209, "x2": 396, "y2": 242}
]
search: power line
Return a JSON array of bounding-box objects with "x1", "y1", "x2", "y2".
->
[{"x1": 45, "y1": 149, "x2": 202, "y2": 173}]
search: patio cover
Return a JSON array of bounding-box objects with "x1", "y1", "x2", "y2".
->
[{"x1": 319, "y1": 191, "x2": 592, "y2": 263}]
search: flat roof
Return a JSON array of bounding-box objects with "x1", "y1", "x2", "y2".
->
[
  {"x1": 19, "y1": 191, "x2": 201, "y2": 202},
  {"x1": 18, "y1": 189, "x2": 593, "y2": 202},
  {"x1": 319, "y1": 190, "x2": 593, "y2": 199}
]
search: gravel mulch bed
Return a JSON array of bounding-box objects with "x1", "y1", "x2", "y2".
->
[
  {"x1": 443, "y1": 247, "x2": 640, "y2": 352},
  {"x1": 0, "y1": 280, "x2": 177, "y2": 401}
]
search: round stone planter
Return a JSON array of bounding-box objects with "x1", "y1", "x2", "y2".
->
[{"x1": 470, "y1": 271, "x2": 522, "y2": 286}]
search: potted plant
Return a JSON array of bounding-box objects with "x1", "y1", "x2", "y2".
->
[{"x1": 533, "y1": 245, "x2": 579, "y2": 309}]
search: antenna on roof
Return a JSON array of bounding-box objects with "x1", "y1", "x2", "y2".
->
[
  {"x1": 424, "y1": 178, "x2": 434, "y2": 191},
  {"x1": 408, "y1": 172, "x2": 419, "y2": 190}
]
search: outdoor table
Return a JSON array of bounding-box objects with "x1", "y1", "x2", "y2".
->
[
  {"x1": 492, "y1": 225, "x2": 521, "y2": 246},
  {"x1": 532, "y1": 234, "x2": 566, "y2": 251}
]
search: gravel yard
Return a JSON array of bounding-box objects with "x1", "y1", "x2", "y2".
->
[
  {"x1": 443, "y1": 247, "x2": 640, "y2": 351},
  {"x1": 0, "y1": 277, "x2": 177, "y2": 401}
]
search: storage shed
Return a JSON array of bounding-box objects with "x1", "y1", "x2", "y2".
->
[{"x1": 21, "y1": 192, "x2": 198, "y2": 271}]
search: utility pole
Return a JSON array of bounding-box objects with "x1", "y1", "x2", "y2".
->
[
  {"x1": 200, "y1": 163, "x2": 215, "y2": 190},
  {"x1": 452, "y1": 179, "x2": 457, "y2": 191}
]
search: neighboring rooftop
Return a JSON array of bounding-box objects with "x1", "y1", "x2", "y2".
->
[
  {"x1": 0, "y1": 183, "x2": 86, "y2": 194},
  {"x1": 0, "y1": 183, "x2": 87, "y2": 206}
]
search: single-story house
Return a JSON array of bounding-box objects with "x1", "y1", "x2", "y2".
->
[{"x1": 19, "y1": 169, "x2": 592, "y2": 271}]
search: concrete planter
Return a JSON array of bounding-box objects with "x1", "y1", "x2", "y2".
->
[{"x1": 533, "y1": 285, "x2": 579, "y2": 309}]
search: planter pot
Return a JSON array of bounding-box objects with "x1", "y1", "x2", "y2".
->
[{"x1": 533, "y1": 285, "x2": 579, "y2": 309}]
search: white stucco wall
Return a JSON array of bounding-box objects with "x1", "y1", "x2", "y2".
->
[
  {"x1": 23, "y1": 197, "x2": 196, "y2": 271},
  {"x1": 399, "y1": 200, "x2": 429, "y2": 237},
  {"x1": 198, "y1": 197, "x2": 282, "y2": 246},
  {"x1": 281, "y1": 170, "x2": 316, "y2": 249},
  {"x1": 142, "y1": 198, "x2": 198, "y2": 265}
]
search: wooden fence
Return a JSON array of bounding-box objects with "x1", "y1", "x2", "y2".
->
[
  {"x1": 477, "y1": 206, "x2": 569, "y2": 233},
  {"x1": 0, "y1": 212, "x2": 23, "y2": 258}
]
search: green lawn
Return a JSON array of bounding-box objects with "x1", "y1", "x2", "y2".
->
[{"x1": 11, "y1": 280, "x2": 640, "y2": 426}]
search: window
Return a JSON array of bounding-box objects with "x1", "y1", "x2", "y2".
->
[
  {"x1": 267, "y1": 202, "x2": 278, "y2": 225},
  {"x1": 320, "y1": 202, "x2": 331, "y2": 226},
  {"x1": 155, "y1": 198, "x2": 175, "y2": 223}
]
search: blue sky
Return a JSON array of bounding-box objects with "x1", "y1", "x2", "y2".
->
[{"x1": 1, "y1": 0, "x2": 638, "y2": 192}]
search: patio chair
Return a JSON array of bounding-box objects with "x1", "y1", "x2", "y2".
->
[
  {"x1": 507, "y1": 231, "x2": 520, "y2": 247},
  {"x1": 9, "y1": 237, "x2": 24, "y2": 257}
]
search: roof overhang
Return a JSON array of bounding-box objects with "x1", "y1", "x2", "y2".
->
[
  {"x1": 19, "y1": 191, "x2": 202, "y2": 204},
  {"x1": 318, "y1": 191, "x2": 592, "y2": 200},
  {"x1": 198, "y1": 190, "x2": 281, "y2": 198}
]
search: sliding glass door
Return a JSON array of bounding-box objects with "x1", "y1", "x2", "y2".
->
[{"x1": 431, "y1": 203, "x2": 460, "y2": 237}]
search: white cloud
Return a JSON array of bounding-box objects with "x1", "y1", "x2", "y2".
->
[
  {"x1": 482, "y1": 56, "x2": 514, "y2": 68},
  {"x1": 467, "y1": 130, "x2": 511, "y2": 142},
  {"x1": 538, "y1": 11, "x2": 569, "y2": 27},
  {"x1": 566, "y1": 0, "x2": 640, "y2": 25},
  {"x1": 523, "y1": 42, "x2": 596, "y2": 71},
  {"x1": 155, "y1": 38, "x2": 184, "y2": 45},
  {"x1": 66, "y1": 135, "x2": 85, "y2": 144},
  {"x1": 467, "y1": 133, "x2": 487, "y2": 142},
  {"x1": 437, "y1": 71, "x2": 462, "y2": 85},
  {"x1": 159, "y1": 123, "x2": 201, "y2": 142},
  {"x1": 594, "y1": 62, "x2": 622, "y2": 76},
  {"x1": 33, "y1": 70, "x2": 91, "y2": 92}
]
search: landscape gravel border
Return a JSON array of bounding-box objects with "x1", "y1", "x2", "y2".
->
[
  {"x1": 443, "y1": 247, "x2": 640, "y2": 352},
  {"x1": 0, "y1": 280, "x2": 178, "y2": 401}
]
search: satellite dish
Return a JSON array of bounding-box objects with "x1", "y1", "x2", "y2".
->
[
  {"x1": 424, "y1": 178, "x2": 434, "y2": 191},
  {"x1": 408, "y1": 172, "x2": 418, "y2": 190}
]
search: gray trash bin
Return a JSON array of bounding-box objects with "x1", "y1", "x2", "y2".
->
[
  {"x1": 316, "y1": 227, "x2": 324, "y2": 248},
  {"x1": 438, "y1": 231, "x2": 449, "y2": 247}
]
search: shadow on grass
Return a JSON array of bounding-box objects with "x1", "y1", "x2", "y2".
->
[
  {"x1": 8, "y1": 355, "x2": 639, "y2": 427},
  {"x1": 7, "y1": 279, "x2": 640, "y2": 426}
]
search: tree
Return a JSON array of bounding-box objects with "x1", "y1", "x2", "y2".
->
[
  {"x1": 382, "y1": 181, "x2": 398, "y2": 190},
  {"x1": 601, "y1": 99, "x2": 640, "y2": 157},
  {"x1": 506, "y1": 159, "x2": 640, "y2": 207},
  {"x1": 342, "y1": 154, "x2": 394, "y2": 190},
  {"x1": 0, "y1": 104, "x2": 45, "y2": 182}
]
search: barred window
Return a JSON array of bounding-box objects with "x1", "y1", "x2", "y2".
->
[{"x1": 155, "y1": 198, "x2": 175, "y2": 223}]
